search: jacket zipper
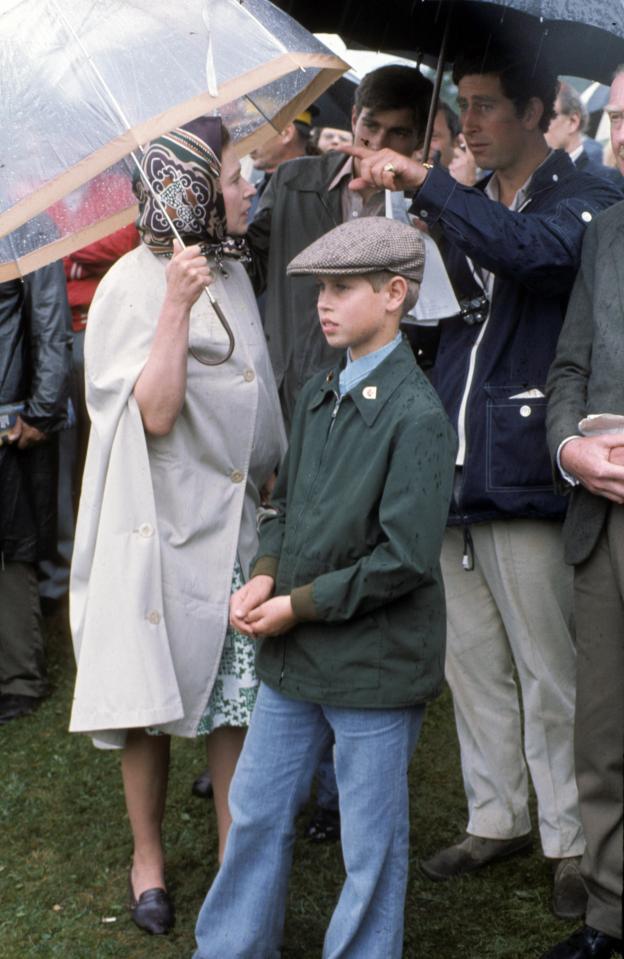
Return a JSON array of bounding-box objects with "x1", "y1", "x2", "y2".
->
[{"x1": 281, "y1": 391, "x2": 342, "y2": 687}]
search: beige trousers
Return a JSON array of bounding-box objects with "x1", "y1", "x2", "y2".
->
[
  {"x1": 441, "y1": 520, "x2": 584, "y2": 858},
  {"x1": 573, "y1": 506, "x2": 624, "y2": 939}
]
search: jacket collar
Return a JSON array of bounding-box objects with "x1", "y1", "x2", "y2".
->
[
  {"x1": 308, "y1": 339, "x2": 417, "y2": 427},
  {"x1": 478, "y1": 148, "x2": 576, "y2": 203}
]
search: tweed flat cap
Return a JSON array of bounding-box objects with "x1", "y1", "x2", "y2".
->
[{"x1": 287, "y1": 217, "x2": 425, "y2": 282}]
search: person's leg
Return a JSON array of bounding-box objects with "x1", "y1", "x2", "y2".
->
[
  {"x1": 486, "y1": 520, "x2": 583, "y2": 859},
  {"x1": 442, "y1": 525, "x2": 531, "y2": 840},
  {"x1": 574, "y1": 509, "x2": 624, "y2": 939},
  {"x1": 322, "y1": 705, "x2": 424, "y2": 959},
  {"x1": 194, "y1": 683, "x2": 332, "y2": 959},
  {"x1": 121, "y1": 730, "x2": 170, "y2": 895},
  {"x1": 0, "y1": 561, "x2": 48, "y2": 701},
  {"x1": 204, "y1": 725, "x2": 246, "y2": 862}
]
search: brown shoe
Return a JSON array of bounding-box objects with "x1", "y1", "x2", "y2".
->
[
  {"x1": 419, "y1": 832, "x2": 532, "y2": 881},
  {"x1": 552, "y1": 857, "x2": 587, "y2": 920}
]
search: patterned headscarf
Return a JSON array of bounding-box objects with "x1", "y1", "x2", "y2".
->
[{"x1": 134, "y1": 116, "x2": 249, "y2": 271}]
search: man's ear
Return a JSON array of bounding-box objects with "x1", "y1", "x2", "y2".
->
[
  {"x1": 523, "y1": 97, "x2": 545, "y2": 131},
  {"x1": 281, "y1": 123, "x2": 296, "y2": 144}
]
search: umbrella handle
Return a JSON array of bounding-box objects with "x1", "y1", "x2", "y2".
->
[{"x1": 190, "y1": 288, "x2": 236, "y2": 366}]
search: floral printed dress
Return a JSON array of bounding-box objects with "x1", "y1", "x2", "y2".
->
[{"x1": 196, "y1": 558, "x2": 258, "y2": 734}]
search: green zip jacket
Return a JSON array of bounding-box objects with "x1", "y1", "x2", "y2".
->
[{"x1": 252, "y1": 339, "x2": 457, "y2": 708}]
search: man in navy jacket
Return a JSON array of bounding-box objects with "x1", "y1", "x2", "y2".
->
[{"x1": 346, "y1": 48, "x2": 621, "y2": 920}]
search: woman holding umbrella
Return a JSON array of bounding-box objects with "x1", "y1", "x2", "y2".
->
[{"x1": 69, "y1": 117, "x2": 285, "y2": 934}]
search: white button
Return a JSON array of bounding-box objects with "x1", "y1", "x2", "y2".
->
[
  {"x1": 138, "y1": 523, "x2": 154, "y2": 538},
  {"x1": 352, "y1": 211, "x2": 359, "y2": 218},
  {"x1": 231, "y1": 469, "x2": 244, "y2": 483},
  {"x1": 243, "y1": 369, "x2": 255, "y2": 382},
  {"x1": 147, "y1": 610, "x2": 161, "y2": 625},
  {"x1": 581, "y1": 211, "x2": 592, "y2": 223},
  {"x1": 520, "y1": 405, "x2": 532, "y2": 418},
  {"x1": 419, "y1": 209, "x2": 429, "y2": 218},
  {"x1": 552, "y1": 174, "x2": 559, "y2": 182}
]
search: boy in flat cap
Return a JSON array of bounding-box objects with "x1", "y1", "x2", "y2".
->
[{"x1": 194, "y1": 217, "x2": 457, "y2": 959}]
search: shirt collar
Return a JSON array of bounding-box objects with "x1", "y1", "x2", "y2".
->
[
  {"x1": 327, "y1": 155, "x2": 353, "y2": 192},
  {"x1": 339, "y1": 332, "x2": 403, "y2": 397},
  {"x1": 485, "y1": 150, "x2": 553, "y2": 211}
]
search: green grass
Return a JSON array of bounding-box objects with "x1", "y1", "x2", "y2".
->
[{"x1": 0, "y1": 610, "x2": 576, "y2": 958}]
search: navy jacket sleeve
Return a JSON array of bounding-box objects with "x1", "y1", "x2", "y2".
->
[{"x1": 411, "y1": 164, "x2": 621, "y2": 297}]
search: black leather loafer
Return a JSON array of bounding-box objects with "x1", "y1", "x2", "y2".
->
[
  {"x1": 128, "y1": 875, "x2": 175, "y2": 935},
  {"x1": 540, "y1": 925, "x2": 622, "y2": 959}
]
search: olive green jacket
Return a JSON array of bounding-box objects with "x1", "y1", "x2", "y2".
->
[{"x1": 252, "y1": 340, "x2": 457, "y2": 708}]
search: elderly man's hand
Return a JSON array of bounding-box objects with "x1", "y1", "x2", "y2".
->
[
  {"x1": 561, "y1": 434, "x2": 624, "y2": 503},
  {"x1": 6, "y1": 415, "x2": 47, "y2": 450},
  {"x1": 341, "y1": 144, "x2": 430, "y2": 193}
]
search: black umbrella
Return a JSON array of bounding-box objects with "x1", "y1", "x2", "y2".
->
[{"x1": 276, "y1": 0, "x2": 624, "y2": 86}]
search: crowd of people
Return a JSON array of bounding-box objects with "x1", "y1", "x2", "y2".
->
[{"x1": 1, "y1": 38, "x2": 623, "y2": 959}]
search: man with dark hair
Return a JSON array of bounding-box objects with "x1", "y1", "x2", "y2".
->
[
  {"x1": 540, "y1": 64, "x2": 624, "y2": 959},
  {"x1": 247, "y1": 63, "x2": 433, "y2": 427},
  {"x1": 546, "y1": 80, "x2": 623, "y2": 188},
  {"x1": 345, "y1": 47, "x2": 621, "y2": 918}
]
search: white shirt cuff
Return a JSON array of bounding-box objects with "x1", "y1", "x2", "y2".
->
[{"x1": 557, "y1": 436, "x2": 580, "y2": 486}]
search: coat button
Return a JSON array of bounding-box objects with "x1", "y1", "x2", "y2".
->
[
  {"x1": 231, "y1": 469, "x2": 244, "y2": 483},
  {"x1": 147, "y1": 610, "x2": 161, "y2": 625},
  {"x1": 243, "y1": 369, "x2": 255, "y2": 382},
  {"x1": 520, "y1": 405, "x2": 532, "y2": 417},
  {"x1": 138, "y1": 523, "x2": 154, "y2": 538},
  {"x1": 581, "y1": 211, "x2": 592, "y2": 223}
]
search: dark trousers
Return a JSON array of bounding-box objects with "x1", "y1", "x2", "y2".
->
[
  {"x1": 0, "y1": 561, "x2": 48, "y2": 698},
  {"x1": 574, "y1": 504, "x2": 624, "y2": 939}
]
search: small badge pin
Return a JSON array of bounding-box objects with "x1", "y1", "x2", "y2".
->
[{"x1": 362, "y1": 386, "x2": 377, "y2": 400}]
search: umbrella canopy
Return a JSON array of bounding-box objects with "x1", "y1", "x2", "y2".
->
[
  {"x1": 0, "y1": 0, "x2": 348, "y2": 279},
  {"x1": 276, "y1": 0, "x2": 624, "y2": 85}
]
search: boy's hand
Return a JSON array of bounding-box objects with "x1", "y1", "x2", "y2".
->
[
  {"x1": 245, "y1": 596, "x2": 297, "y2": 637},
  {"x1": 230, "y1": 575, "x2": 275, "y2": 635}
]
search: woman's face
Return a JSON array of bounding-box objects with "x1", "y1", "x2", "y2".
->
[{"x1": 220, "y1": 145, "x2": 256, "y2": 236}]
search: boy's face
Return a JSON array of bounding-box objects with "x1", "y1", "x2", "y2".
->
[{"x1": 316, "y1": 274, "x2": 402, "y2": 360}]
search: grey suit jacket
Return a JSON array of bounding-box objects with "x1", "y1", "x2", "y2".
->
[{"x1": 546, "y1": 199, "x2": 624, "y2": 565}]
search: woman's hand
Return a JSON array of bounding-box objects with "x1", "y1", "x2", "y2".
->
[
  {"x1": 164, "y1": 240, "x2": 213, "y2": 311},
  {"x1": 230, "y1": 574, "x2": 275, "y2": 635}
]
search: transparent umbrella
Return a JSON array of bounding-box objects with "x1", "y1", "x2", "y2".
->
[{"x1": 0, "y1": 0, "x2": 348, "y2": 280}]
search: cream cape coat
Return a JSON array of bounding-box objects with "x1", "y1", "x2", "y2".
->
[{"x1": 69, "y1": 245, "x2": 285, "y2": 747}]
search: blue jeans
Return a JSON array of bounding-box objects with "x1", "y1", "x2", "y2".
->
[{"x1": 194, "y1": 682, "x2": 424, "y2": 959}]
